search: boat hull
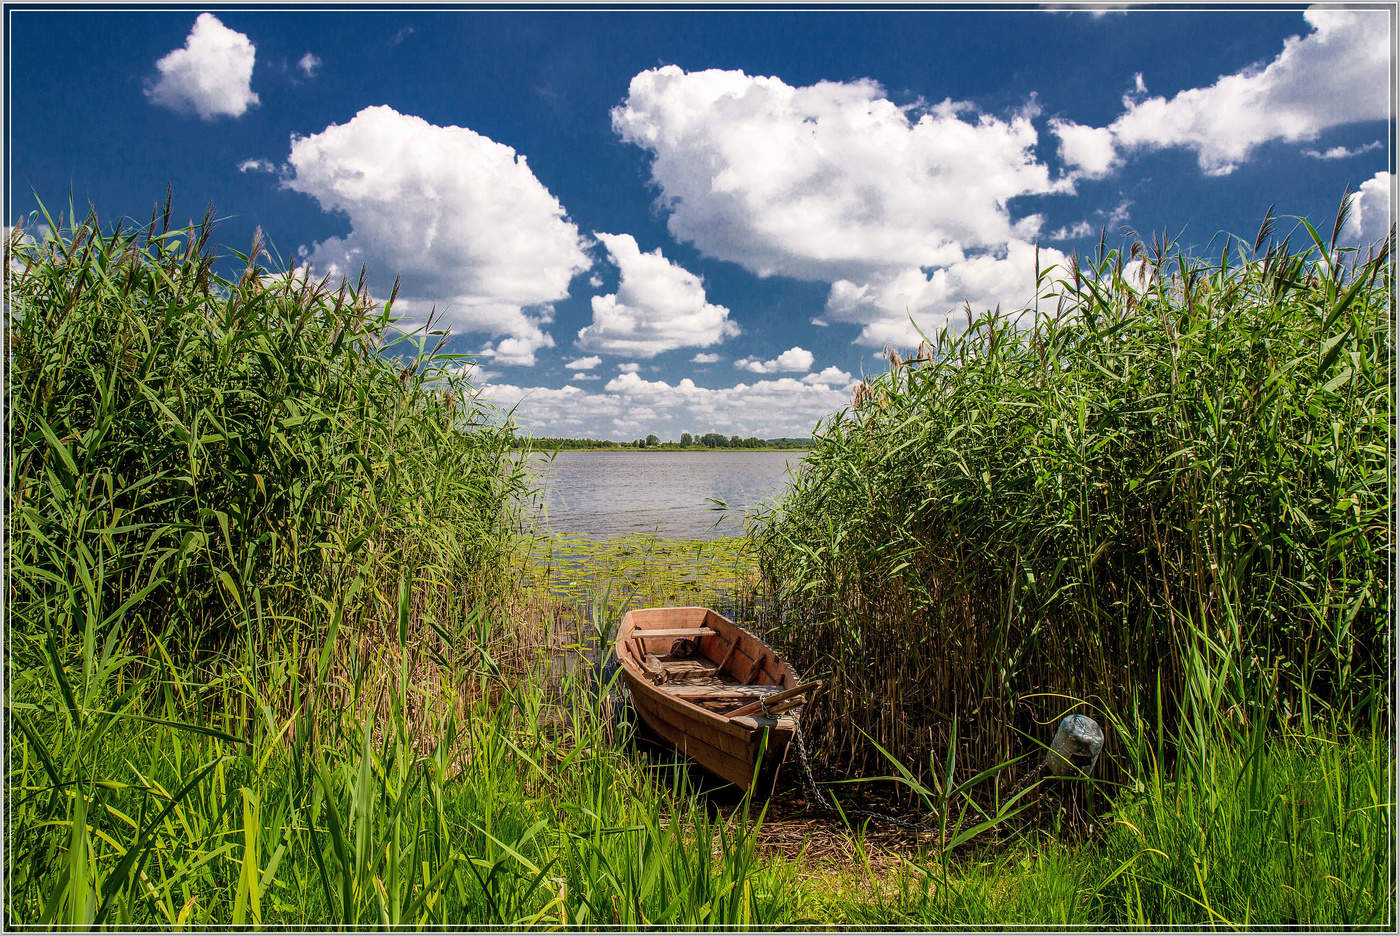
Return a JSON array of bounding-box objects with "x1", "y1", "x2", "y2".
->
[{"x1": 614, "y1": 606, "x2": 807, "y2": 791}]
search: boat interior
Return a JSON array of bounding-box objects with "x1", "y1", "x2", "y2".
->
[{"x1": 619, "y1": 607, "x2": 815, "y2": 720}]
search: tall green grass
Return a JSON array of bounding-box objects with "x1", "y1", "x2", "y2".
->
[
  {"x1": 5, "y1": 595, "x2": 806, "y2": 926},
  {"x1": 753, "y1": 214, "x2": 1392, "y2": 783},
  {"x1": 7, "y1": 201, "x2": 533, "y2": 721},
  {"x1": 10, "y1": 558, "x2": 1387, "y2": 928},
  {"x1": 4, "y1": 202, "x2": 796, "y2": 927},
  {"x1": 6, "y1": 199, "x2": 1392, "y2": 928}
]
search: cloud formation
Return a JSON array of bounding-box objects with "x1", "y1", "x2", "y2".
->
[
  {"x1": 237, "y1": 157, "x2": 276, "y2": 174},
  {"x1": 1303, "y1": 141, "x2": 1383, "y2": 160},
  {"x1": 481, "y1": 367, "x2": 858, "y2": 440},
  {"x1": 823, "y1": 239, "x2": 1068, "y2": 346},
  {"x1": 1048, "y1": 200, "x2": 1131, "y2": 241},
  {"x1": 613, "y1": 65, "x2": 1071, "y2": 347},
  {"x1": 1342, "y1": 171, "x2": 1394, "y2": 247},
  {"x1": 691, "y1": 352, "x2": 721, "y2": 364},
  {"x1": 734, "y1": 346, "x2": 814, "y2": 374},
  {"x1": 297, "y1": 52, "x2": 322, "y2": 77},
  {"x1": 565, "y1": 355, "x2": 601, "y2": 370},
  {"x1": 575, "y1": 233, "x2": 740, "y2": 357},
  {"x1": 147, "y1": 13, "x2": 259, "y2": 120},
  {"x1": 1049, "y1": 221, "x2": 1094, "y2": 240},
  {"x1": 1052, "y1": 8, "x2": 1390, "y2": 177},
  {"x1": 283, "y1": 105, "x2": 590, "y2": 366}
]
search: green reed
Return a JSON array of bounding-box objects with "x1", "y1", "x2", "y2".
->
[
  {"x1": 752, "y1": 209, "x2": 1393, "y2": 785},
  {"x1": 828, "y1": 715, "x2": 1392, "y2": 927},
  {"x1": 5, "y1": 591, "x2": 807, "y2": 926},
  {"x1": 3, "y1": 199, "x2": 795, "y2": 926},
  {"x1": 6, "y1": 197, "x2": 1391, "y2": 928},
  {"x1": 9, "y1": 558, "x2": 1387, "y2": 927},
  {"x1": 7, "y1": 198, "x2": 535, "y2": 721}
]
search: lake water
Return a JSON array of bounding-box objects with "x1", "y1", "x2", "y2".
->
[{"x1": 526, "y1": 450, "x2": 805, "y2": 539}]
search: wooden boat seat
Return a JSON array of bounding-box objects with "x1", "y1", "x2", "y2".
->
[
  {"x1": 659, "y1": 659, "x2": 718, "y2": 675},
  {"x1": 630, "y1": 626, "x2": 718, "y2": 639},
  {"x1": 618, "y1": 606, "x2": 820, "y2": 791},
  {"x1": 666, "y1": 685, "x2": 781, "y2": 701}
]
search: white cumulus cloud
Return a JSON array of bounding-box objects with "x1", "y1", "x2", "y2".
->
[
  {"x1": 616, "y1": 362, "x2": 641, "y2": 374},
  {"x1": 575, "y1": 232, "x2": 740, "y2": 357},
  {"x1": 480, "y1": 371, "x2": 858, "y2": 440},
  {"x1": 1303, "y1": 141, "x2": 1383, "y2": 160},
  {"x1": 734, "y1": 346, "x2": 814, "y2": 374},
  {"x1": 147, "y1": 14, "x2": 259, "y2": 120},
  {"x1": 802, "y1": 366, "x2": 854, "y2": 386},
  {"x1": 825, "y1": 240, "x2": 1069, "y2": 347},
  {"x1": 1049, "y1": 221, "x2": 1095, "y2": 240},
  {"x1": 691, "y1": 352, "x2": 721, "y2": 364},
  {"x1": 237, "y1": 157, "x2": 276, "y2": 174},
  {"x1": 1051, "y1": 121, "x2": 1118, "y2": 177},
  {"x1": 1052, "y1": 8, "x2": 1390, "y2": 177},
  {"x1": 613, "y1": 65, "x2": 1071, "y2": 349},
  {"x1": 283, "y1": 105, "x2": 590, "y2": 366},
  {"x1": 565, "y1": 355, "x2": 601, "y2": 371},
  {"x1": 1342, "y1": 171, "x2": 1394, "y2": 247},
  {"x1": 297, "y1": 52, "x2": 322, "y2": 77}
]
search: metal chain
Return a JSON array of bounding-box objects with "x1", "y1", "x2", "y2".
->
[
  {"x1": 788, "y1": 715, "x2": 943, "y2": 834},
  {"x1": 787, "y1": 715, "x2": 1045, "y2": 838}
]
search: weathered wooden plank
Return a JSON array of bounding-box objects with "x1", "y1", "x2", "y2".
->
[
  {"x1": 727, "y1": 681, "x2": 822, "y2": 718},
  {"x1": 631, "y1": 626, "x2": 718, "y2": 639},
  {"x1": 659, "y1": 659, "x2": 719, "y2": 675},
  {"x1": 665, "y1": 685, "x2": 781, "y2": 700},
  {"x1": 715, "y1": 634, "x2": 740, "y2": 675},
  {"x1": 740, "y1": 652, "x2": 766, "y2": 685}
]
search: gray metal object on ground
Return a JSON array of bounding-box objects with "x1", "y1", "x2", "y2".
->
[{"x1": 1044, "y1": 713, "x2": 1104, "y2": 778}]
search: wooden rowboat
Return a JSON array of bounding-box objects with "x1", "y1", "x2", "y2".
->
[{"x1": 614, "y1": 606, "x2": 820, "y2": 791}]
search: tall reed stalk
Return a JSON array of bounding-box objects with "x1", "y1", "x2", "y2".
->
[
  {"x1": 753, "y1": 210, "x2": 1392, "y2": 785},
  {"x1": 4, "y1": 200, "x2": 796, "y2": 926},
  {"x1": 7, "y1": 199, "x2": 533, "y2": 724}
]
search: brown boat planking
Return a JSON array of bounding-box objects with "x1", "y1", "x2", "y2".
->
[{"x1": 614, "y1": 606, "x2": 821, "y2": 791}]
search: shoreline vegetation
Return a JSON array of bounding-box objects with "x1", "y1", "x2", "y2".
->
[
  {"x1": 5, "y1": 199, "x2": 1393, "y2": 928},
  {"x1": 518, "y1": 436, "x2": 812, "y2": 451}
]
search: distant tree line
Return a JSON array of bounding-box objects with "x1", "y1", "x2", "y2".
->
[{"x1": 519, "y1": 434, "x2": 811, "y2": 451}]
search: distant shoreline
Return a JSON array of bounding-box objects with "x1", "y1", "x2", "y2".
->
[{"x1": 516, "y1": 446, "x2": 810, "y2": 454}]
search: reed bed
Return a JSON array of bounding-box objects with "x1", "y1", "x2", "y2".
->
[
  {"x1": 4, "y1": 202, "x2": 799, "y2": 926},
  {"x1": 752, "y1": 213, "x2": 1393, "y2": 786},
  {"x1": 5, "y1": 199, "x2": 1392, "y2": 927},
  {"x1": 5, "y1": 598, "x2": 807, "y2": 926},
  {"x1": 7, "y1": 200, "x2": 534, "y2": 727}
]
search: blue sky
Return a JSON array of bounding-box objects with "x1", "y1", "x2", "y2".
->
[{"x1": 6, "y1": 5, "x2": 1394, "y2": 440}]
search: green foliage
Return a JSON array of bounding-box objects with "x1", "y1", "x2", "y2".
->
[
  {"x1": 753, "y1": 220, "x2": 1393, "y2": 782},
  {"x1": 5, "y1": 601, "x2": 802, "y2": 927},
  {"x1": 831, "y1": 723, "x2": 1392, "y2": 927},
  {"x1": 817, "y1": 727, "x2": 1388, "y2": 923},
  {"x1": 5, "y1": 200, "x2": 1391, "y2": 928},
  {"x1": 525, "y1": 533, "x2": 759, "y2": 612},
  {"x1": 520, "y1": 436, "x2": 811, "y2": 451},
  {"x1": 6, "y1": 202, "x2": 530, "y2": 664}
]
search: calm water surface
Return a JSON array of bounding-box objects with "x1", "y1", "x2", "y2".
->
[{"x1": 527, "y1": 451, "x2": 805, "y2": 539}]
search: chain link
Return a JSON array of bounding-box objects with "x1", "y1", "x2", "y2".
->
[
  {"x1": 789, "y1": 714, "x2": 944, "y2": 833},
  {"x1": 786, "y1": 714, "x2": 1045, "y2": 838}
]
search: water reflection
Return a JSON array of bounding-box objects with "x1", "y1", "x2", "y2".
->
[{"x1": 525, "y1": 450, "x2": 804, "y2": 540}]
